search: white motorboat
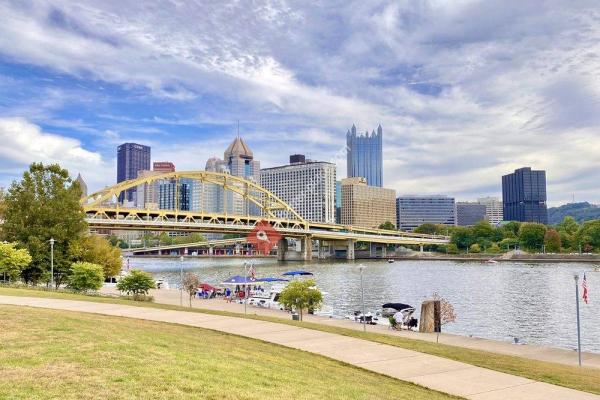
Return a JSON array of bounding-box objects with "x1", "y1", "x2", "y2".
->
[
  {"x1": 155, "y1": 277, "x2": 170, "y2": 290},
  {"x1": 247, "y1": 283, "x2": 285, "y2": 310}
]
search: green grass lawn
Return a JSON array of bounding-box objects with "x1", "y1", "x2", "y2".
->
[
  {"x1": 0, "y1": 305, "x2": 458, "y2": 400},
  {"x1": 1, "y1": 286, "x2": 599, "y2": 395}
]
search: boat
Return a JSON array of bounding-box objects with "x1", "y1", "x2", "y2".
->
[
  {"x1": 246, "y1": 283, "x2": 285, "y2": 310},
  {"x1": 155, "y1": 277, "x2": 169, "y2": 290},
  {"x1": 387, "y1": 259, "x2": 395, "y2": 263},
  {"x1": 486, "y1": 259, "x2": 498, "y2": 264}
]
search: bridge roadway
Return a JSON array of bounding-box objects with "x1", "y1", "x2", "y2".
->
[{"x1": 84, "y1": 206, "x2": 449, "y2": 260}]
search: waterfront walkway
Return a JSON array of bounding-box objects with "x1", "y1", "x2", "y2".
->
[
  {"x1": 1, "y1": 294, "x2": 598, "y2": 400},
  {"x1": 101, "y1": 286, "x2": 600, "y2": 369}
]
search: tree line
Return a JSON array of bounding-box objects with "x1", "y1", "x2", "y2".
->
[
  {"x1": 0, "y1": 163, "x2": 122, "y2": 287},
  {"x1": 413, "y1": 218, "x2": 600, "y2": 254}
]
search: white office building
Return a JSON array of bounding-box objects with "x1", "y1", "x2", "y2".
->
[
  {"x1": 477, "y1": 196, "x2": 504, "y2": 225},
  {"x1": 260, "y1": 155, "x2": 336, "y2": 223}
]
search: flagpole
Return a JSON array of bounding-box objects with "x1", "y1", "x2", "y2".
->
[{"x1": 574, "y1": 274, "x2": 582, "y2": 367}]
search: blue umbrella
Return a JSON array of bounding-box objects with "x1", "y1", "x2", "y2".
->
[
  {"x1": 282, "y1": 270, "x2": 314, "y2": 276},
  {"x1": 220, "y1": 275, "x2": 256, "y2": 285}
]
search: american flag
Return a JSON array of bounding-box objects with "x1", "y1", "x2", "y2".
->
[{"x1": 582, "y1": 273, "x2": 589, "y2": 304}]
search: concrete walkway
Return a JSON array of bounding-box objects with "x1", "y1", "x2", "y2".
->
[
  {"x1": 101, "y1": 286, "x2": 600, "y2": 370},
  {"x1": 1, "y1": 295, "x2": 598, "y2": 400}
]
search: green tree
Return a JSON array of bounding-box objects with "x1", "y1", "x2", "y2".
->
[
  {"x1": 501, "y1": 221, "x2": 521, "y2": 238},
  {"x1": 183, "y1": 273, "x2": 200, "y2": 307},
  {"x1": 0, "y1": 187, "x2": 6, "y2": 222},
  {"x1": 68, "y1": 262, "x2": 104, "y2": 292},
  {"x1": 488, "y1": 243, "x2": 501, "y2": 253},
  {"x1": 519, "y1": 223, "x2": 547, "y2": 252},
  {"x1": 499, "y1": 237, "x2": 519, "y2": 251},
  {"x1": 116, "y1": 270, "x2": 156, "y2": 299},
  {"x1": 557, "y1": 216, "x2": 579, "y2": 235},
  {"x1": 578, "y1": 220, "x2": 600, "y2": 252},
  {"x1": 414, "y1": 223, "x2": 441, "y2": 235},
  {"x1": 0, "y1": 242, "x2": 32, "y2": 281},
  {"x1": 1, "y1": 163, "x2": 87, "y2": 286},
  {"x1": 451, "y1": 227, "x2": 474, "y2": 251},
  {"x1": 378, "y1": 221, "x2": 396, "y2": 230},
  {"x1": 278, "y1": 279, "x2": 323, "y2": 321},
  {"x1": 69, "y1": 235, "x2": 122, "y2": 278},
  {"x1": 544, "y1": 229, "x2": 562, "y2": 253},
  {"x1": 444, "y1": 243, "x2": 458, "y2": 254}
]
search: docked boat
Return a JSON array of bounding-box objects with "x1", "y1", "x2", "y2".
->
[{"x1": 387, "y1": 259, "x2": 395, "y2": 263}]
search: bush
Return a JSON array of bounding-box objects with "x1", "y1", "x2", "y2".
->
[
  {"x1": 68, "y1": 262, "x2": 104, "y2": 292},
  {"x1": 279, "y1": 279, "x2": 323, "y2": 321},
  {"x1": 488, "y1": 243, "x2": 501, "y2": 253},
  {"x1": 116, "y1": 270, "x2": 155, "y2": 300},
  {"x1": 445, "y1": 244, "x2": 458, "y2": 254},
  {"x1": 469, "y1": 243, "x2": 481, "y2": 253}
]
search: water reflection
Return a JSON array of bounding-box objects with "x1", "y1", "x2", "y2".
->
[{"x1": 129, "y1": 257, "x2": 600, "y2": 353}]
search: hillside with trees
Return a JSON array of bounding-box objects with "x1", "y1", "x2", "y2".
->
[{"x1": 548, "y1": 202, "x2": 600, "y2": 225}]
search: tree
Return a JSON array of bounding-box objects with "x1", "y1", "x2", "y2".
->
[
  {"x1": 116, "y1": 270, "x2": 156, "y2": 299},
  {"x1": 0, "y1": 242, "x2": 32, "y2": 281},
  {"x1": 501, "y1": 221, "x2": 521, "y2": 238},
  {"x1": 278, "y1": 279, "x2": 323, "y2": 321},
  {"x1": 577, "y1": 220, "x2": 600, "y2": 252},
  {"x1": 183, "y1": 273, "x2": 200, "y2": 307},
  {"x1": 69, "y1": 235, "x2": 122, "y2": 278},
  {"x1": 451, "y1": 227, "x2": 474, "y2": 251},
  {"x1": 1, "y1": 163, "x2": 87, "y2": 285},
  {"x1": 544, "y1": 229, "x2": 561, "y2": 253},
  {"x1": 432, "y1": 293, "x2": 457, "y2": 343},
  {"x1": 499, "y1": 237, "x2": 519, "y2": 251},
  {"x1": 378, "y1": 221, "x2": 396, "y2": 230},
  {"x1": 68, "y1": 262, "x2": 104, "y2": 292},
  {"x1": 488, "y1": 243, "x2": 501, "y2": 253},
  {"x1": 0, "y1": 187, "x2": 6, "y2": 222},
  {"x1": 414, "y1": 223, "x2": 441, "y2": 235},
  {"x1": 519, "y1": 223, "x2": 547, "y2": 251},
  {"x1": 445, "y1": 244, "x2": 458, "y2": 254}
]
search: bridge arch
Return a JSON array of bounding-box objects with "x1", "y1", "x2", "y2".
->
[{"x1": 81, "y1": 170, "x2": 306, "y2": 224}]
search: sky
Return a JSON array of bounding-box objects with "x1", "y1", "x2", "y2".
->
[{"x1": 0, "y1": 0, "x2": 599, "y2": 206}]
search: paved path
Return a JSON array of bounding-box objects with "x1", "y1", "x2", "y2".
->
[
  {"x1": 1, "y1": 295, "x2": 598, "y2": 400},
  {"x1": 102, "y1": 286, "x2": 600, "y2": 369}
]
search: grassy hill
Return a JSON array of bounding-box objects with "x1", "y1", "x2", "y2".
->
[{"x1": 548, "y1": 202, "x2": 600, "y2": 225}]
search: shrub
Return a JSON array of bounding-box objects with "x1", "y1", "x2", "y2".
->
[
  {"x1": 445, "y1": 244, "x2": 458, "y2": 254},
  {"x1": 279, "y1": 279, "x2": 323, "y2": 321},
  {"x1": 469, "y1": 243, "x2": 481, "y2": 253},
  {"x1": 68, "y1": 262, "x2": 104, "y2": 292},
  {"x1": 116, "y1": 270, "x2": 155, "y2": 300}
]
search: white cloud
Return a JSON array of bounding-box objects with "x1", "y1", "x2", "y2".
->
[
  {"x1": 0, "y1": 1, "x2": 599, "y2": 204},
  {"x1": 0, "y1": 117, "x2": 111, "y2": 190}
]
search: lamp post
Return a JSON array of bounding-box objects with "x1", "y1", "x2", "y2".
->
[
  {"x1": 243, "y1": 261, "x2": 250, "y2": 315},
  {"x1": 49, "y1": 238, "x2": 55, "y2": 289},
  {"x1": 358, "y1": 264, "x2": 366, "y2": 332},
  {"x1": 179, "y1": 255, "x2": 184, "y2": 307}
]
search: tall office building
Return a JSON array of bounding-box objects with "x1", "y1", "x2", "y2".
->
[
  {"x1": 335, "y1": 180, "x2": 342, "y2": 224},
  {"x1": 341, "y1": 177, "x2": 396, "y2": 228},
  {"x1": 396, "y1": 195, "x2": 456, "y2": 231},
  {"x1": 456, "y1": 202, "x2": 487, "y2": 226},
  {"x1": 260, "y1": 155, "x2": 336, "y2": 223},
  {"x1": 477, "y1": 197, "x2": 503, "y2": 225},
  {"x1": 202, "y1": 156, "x2": 228, "y2": 213},
  {"x1": 346, "y1": 124, "x2": 383, "y2": 187},
  {"x1": 117, "y1": 143, "x2": 151, "y2": 203},
  {"x1": 224, "y1": 136, "x2": 260, "y2": 215},
  {"x1": 502, "y1": 167, "x2": 548, "y2": 224}
]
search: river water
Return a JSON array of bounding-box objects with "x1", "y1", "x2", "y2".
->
[{"x1": 129, "y1": 257, "x2": 600, "y2": 353}]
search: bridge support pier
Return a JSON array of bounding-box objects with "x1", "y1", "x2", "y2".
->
[
  {"x1": 277, "y1": 239, "x2": 288, "y2": 261},
  {"x1": 419, "y1": 244, "x2": 424, "y2": 252},
  {"x1": 302, "y1": 236, "x2": 313, "y2": 261},
  {"x1": 346, "y1": 239, "x2": 355, "y2": 260},
  {"x1": 318, "y1": 240, "x2": 325, "y2": 259},
  {"x1": 209, "y1": 246, "x2": 214, "y2": 256}
]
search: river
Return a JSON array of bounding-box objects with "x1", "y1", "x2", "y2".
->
[{"x1": 128, "y1": 257, "x2": 600, "y2": 353}]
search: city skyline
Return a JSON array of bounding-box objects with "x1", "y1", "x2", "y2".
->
[{"x1": 0, "y1": 2, "x2": 599, "y2": 206}]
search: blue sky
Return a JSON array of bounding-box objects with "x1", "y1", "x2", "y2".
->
[{"x1": 0, "y1": 1, "x2": 599, "y2": 205}]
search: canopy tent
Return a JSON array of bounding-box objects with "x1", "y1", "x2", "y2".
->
[
  {"x1": 282, "y1": 270, "x2": 314, "y2": 276},
  {"x1": 259, "y1": 277, "x2": 289, "y2": 282},
  {"x1": 198, "y1": 283, "x2": 216, "y2": 291}
]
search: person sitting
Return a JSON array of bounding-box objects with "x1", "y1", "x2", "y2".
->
[{"x1": 392, "y1": 311, "x2": 404, "y2": 330}]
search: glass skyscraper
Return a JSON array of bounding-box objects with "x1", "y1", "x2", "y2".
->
[
  {"x1": 117, "y1": 142, "x2": 151, "y2": 203},
  {"x1": 346, "y1": 124, "x2": 383, "y2": 187},
  {"x1": 502, "y1": 167, "x2": 548, "y2": 224},
  {"x1": 396, "y1": 195, "x2": 456, "y2": 231}
]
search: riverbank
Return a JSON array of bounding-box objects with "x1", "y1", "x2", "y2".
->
[
  {"x1": 100, "y1": 286, "x2": 600, "y2": 369},
  {"x1": 2, "y1": 286, "x2": 599, "y2": 395},
  {"x1": 2, "y1": 293, "x2": 599, "y2": 399},
  {"x1": 389, "y1": 253, "x2": 600, "y2": 263}
]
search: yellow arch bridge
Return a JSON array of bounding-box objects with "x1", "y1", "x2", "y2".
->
[{"x1": 82, "y1": 171, "x2": 449, "y2": 260}]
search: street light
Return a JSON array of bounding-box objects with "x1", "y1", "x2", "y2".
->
[
  {"x1": 49, "y1": 238, "x2": 55, "y2": 289},
  {"x1": 179, "y1": 255, "x2": 184, "y2": 307},
  {"x1": 243, "y1": 261, "x2": 251, "y2": 315},
  {"x1": 358, "y1": 264, "x2": 366, "y2": 332}
]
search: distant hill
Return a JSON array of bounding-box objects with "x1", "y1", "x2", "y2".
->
[{"x1": 548, "y1": 202, "x2": 600, "y2": 225}]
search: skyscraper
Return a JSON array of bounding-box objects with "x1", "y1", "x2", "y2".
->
[
  {"x1": 75, "y1": 173, "x2": 87, "y2": 198},
  {"x1": 224, "y1": 136, "x2": 260, "y2": 215},
  {"x1": 477, "y1": 197, "x2": 503, "y2": 225},
  {"x1": 341, "y1": 177, "x2": 396, "y2": 228},
  {"x1": 456, "y1": 202, "x2": 487, "y2": 226},
  {"x1": 502, "y1": 167, "x2": 548, "y2": 224},
  {"x1": 117, "y1": 143, "x2": 151, "y2": 203},
  {"x1": 346, "y1": 124, "x2": 383, "y2": 187},
  {"x1": 260, "y1": 155, "x2": 336, "y2": 223}
]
